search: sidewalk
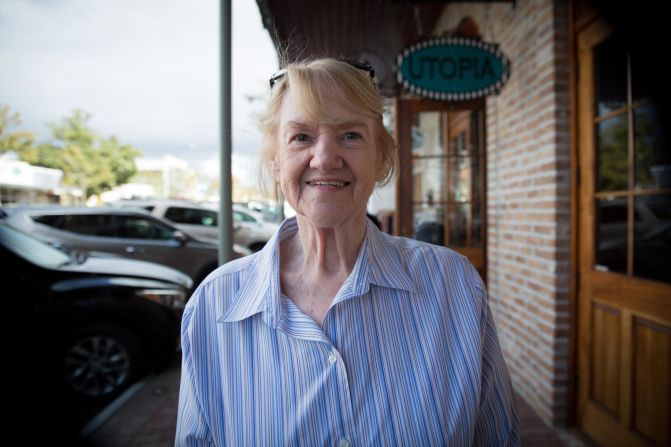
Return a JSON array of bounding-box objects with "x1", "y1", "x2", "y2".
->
[
  {"x1": 81, "y1": 354, "x2": 589, "y2": 447},
  {"x1": 82, "y1": 353, "x2": 182, "y2": 447}
]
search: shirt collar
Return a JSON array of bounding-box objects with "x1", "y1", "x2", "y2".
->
[
  {"x1": 219, "y1": 216, "x2": 414, "y2": 328},
  {"x1": 363, "y1": 218, "x2": 415, "y2": 293},
  {"x1": 218, "y1": 217, "x2": 294, "y2": 328}
]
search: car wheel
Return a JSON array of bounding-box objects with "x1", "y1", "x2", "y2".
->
[{"x1": 62, "y1": 325, "x2": 142, "y2": 402}]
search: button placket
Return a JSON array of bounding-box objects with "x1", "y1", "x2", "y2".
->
[{"x1": 325, "y1": 348, "x2": 355, "y2": 445}]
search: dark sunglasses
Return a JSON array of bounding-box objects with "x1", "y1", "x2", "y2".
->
[{"x1": 268, "y1": 59, "x2": 375, "y2": 89}]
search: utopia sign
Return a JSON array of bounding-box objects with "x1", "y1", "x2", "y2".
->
[{"x1": 396, "y1": 36, "x2": 511, "y2": 101}]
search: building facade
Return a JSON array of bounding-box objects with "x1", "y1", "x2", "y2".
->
[
  {"x1": 0, "y1": 153, "x2": 63, "y2": 205},
  {"x1": 430, "y1": 0, "x2": 573, "y2": 427}
]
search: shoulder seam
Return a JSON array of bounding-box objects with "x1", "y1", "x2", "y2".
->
[{"x1": 198, "y1": 254, "x2": 256, "y2": 287}]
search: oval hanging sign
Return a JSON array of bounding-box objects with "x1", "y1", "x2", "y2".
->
[{"x1": 396, "y1": 37, "x2": 511, "y2": 101}]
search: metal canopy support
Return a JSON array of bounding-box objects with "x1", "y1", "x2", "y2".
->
[{"x1": 219, "y1": 0, "x2": 233, "y2": 265}]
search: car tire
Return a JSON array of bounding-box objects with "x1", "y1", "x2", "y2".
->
[{"x1": 61, "y1": 324, "x2": 143, "y2": 403}]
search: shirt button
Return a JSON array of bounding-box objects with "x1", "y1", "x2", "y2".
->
[
  {"x1": 328, "y1": 353, "x2": 338, "y2": 364},
  {"x1": 338, "y1": 439, "x2": 350, "y2": 447}
]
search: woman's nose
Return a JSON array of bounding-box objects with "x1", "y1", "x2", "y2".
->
[{"x1": 309, "y1": 136, "x2": 343, "y2": 172}]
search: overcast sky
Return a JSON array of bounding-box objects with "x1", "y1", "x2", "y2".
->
[{"x1": 0, "y1": 0, "x2": 278, "y2": 184}]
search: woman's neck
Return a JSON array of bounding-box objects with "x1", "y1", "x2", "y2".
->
[
  {"x1": 283, "y1": 214, "x2": 366, "y2": 276},
  {"x1": 278, "y1": 215, "x2": 367, "y2": 325}
]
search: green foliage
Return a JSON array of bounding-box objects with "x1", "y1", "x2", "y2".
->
[
  {"x1": 1, "y1": 106, "x2": 142, "y2": 199},
  {"x1": 0, "y1": 105, "x2": 37, "y2": 156}
]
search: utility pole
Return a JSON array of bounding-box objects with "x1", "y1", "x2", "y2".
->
[{"x1": 218, "y1": 0, "x2": 233, "y2": 265}]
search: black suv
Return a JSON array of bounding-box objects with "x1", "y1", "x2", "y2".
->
[{"x1": 2, "y1": 222, "x2": 192, "y2": 443}]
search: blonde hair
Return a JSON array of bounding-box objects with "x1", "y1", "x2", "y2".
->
[{"x1": 258, "y1": 58, "x2": 398, "y2": 200}]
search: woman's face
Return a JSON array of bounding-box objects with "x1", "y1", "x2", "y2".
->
[{"x1": 275, "y1": 89, "x2": 382, "y2": 229}]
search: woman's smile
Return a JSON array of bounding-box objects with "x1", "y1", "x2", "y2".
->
[{"x1": 305, "y1": 178, "x2": 352, "y2": 189}]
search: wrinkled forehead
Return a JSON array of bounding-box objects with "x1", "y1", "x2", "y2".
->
[{"x1": 278, "y1": 86, "x2": 373, "y2": 131}]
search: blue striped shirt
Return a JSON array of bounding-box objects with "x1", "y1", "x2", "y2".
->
[{"x1": 175, "y1": 217, "x2": 519, "y2": 446}]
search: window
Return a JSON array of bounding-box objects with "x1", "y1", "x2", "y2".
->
[
  {"x1": 61, "y1": 214, "x2": 116, "y2": 237},
  {"x1": 233, "y1": 211, "x2": 256, "y2": 223},
  {"x1": 33, "y1": 214, "x2": 65, "y2": 229},
  {"x1": 165, "y1": 207, "x2": 217, "y2": 226},
  {"x1": 593, "y1": 35, "x2": 670, "y2": 283},
  {"x1": 411, "y1": 110, "x2": 484, "y2": 249},
  {"x1": 116, "y1": 216, "x2": 175, "y2": 240}
]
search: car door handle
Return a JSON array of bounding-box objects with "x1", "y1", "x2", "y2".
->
[{"x1": 125, "y1": 246, "x2": 144, "y2": 254}]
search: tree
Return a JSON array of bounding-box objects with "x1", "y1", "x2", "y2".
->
[
  {"x1": 0, "y1": 104, "x2": 37, "y2": 157},
  {"x1": 32, "y1": 110, "x2": 142, "y2": 199}
]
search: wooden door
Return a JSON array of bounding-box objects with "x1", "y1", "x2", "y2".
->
[
  {"x1": 577, "y1": 18, "x2": 671, "y2": 447},
  {"x1": 396, "y1": 98, "x2": 487, "y2": 278}
]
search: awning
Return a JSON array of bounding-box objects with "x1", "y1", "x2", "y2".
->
[{"x1": 255, "y1": 0, "x2": 452, "y2": 96}]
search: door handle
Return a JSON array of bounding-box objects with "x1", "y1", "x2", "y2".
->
[{"x1": 125, "y1": 246, "x2": 144, "y2": 253}]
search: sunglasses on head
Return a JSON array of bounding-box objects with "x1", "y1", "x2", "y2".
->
[{"x1": 268, "y1": 59, "x2": 376, "y2": 89}]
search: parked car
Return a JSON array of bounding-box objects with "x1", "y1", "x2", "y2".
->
[
  {"x1": 230, "y1": 204, "x2": 278, "y2": 251},
  {"x1": 111, "y1": 199, "x2": 277, "y2": 252},
  {"x1": 1, "y1": 205, "x2": 247, "y2": 287},
  {"x1": 2, "y1": 221, "x2": 191, "y2": 405}
]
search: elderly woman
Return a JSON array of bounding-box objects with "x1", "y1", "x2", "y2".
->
[{"x1": 175, "y1": 58, "x2": 519, "y2": 446}]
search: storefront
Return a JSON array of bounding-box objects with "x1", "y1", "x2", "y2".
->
[
  {"x1": 255, "y1": 1, "x2": 670, "y2": 444},
  {"x1": 0, "y1": 154, "x2": 62, "y2": 205}
]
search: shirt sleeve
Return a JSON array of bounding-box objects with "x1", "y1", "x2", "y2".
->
[
  {"x1": 175, "y1": 299, "x2": 215, "y2": 447},
  {"x1": 467, "y1": 263, "x2": 521, "y2": 447}
]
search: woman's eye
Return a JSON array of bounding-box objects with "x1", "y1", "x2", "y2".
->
[
  {"x1": 344, "y1": 132, "x2": 362, "y2": 141},
  {"x1": 292, "y1": 133, "x2": 309, "y2": 143}
]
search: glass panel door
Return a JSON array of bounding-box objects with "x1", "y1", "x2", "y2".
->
[{"x1": 404, "y1": 104, "x2": 486, "y2": 278}]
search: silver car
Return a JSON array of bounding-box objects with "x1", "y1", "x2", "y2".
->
[
  {"x1": 1, "y1": 205, "x2": 247, "y2": 287},
  {"x1": 110, "y1": 200, "x2": 277, "y2": 252}
]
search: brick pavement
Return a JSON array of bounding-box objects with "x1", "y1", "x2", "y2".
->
[{"x1": 83, "y1": 354, "x2": 181, "y2": 447}]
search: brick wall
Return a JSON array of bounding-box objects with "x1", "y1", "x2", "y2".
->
[{"x1": 433, "y1": 0, "x2": 572, "y2": 426}]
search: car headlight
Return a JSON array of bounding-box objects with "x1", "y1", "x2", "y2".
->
[{"x1": 135, "y1": 289, "x2": 187, "y2": 310}]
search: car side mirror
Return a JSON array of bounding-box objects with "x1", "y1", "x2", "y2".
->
[{"x1": 173, "y1": 230, "x2": 188, "y2": 244}]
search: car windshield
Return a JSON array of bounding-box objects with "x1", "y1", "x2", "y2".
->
[{"x1": 0, "y1": 223, "x2": 72, "y2": 268}]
